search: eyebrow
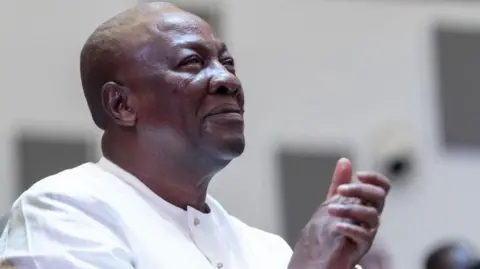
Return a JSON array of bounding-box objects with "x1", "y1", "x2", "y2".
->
[
  {"x1": 172, "y1": 39, "x2": 229, "y2": 55},
  {"x1": 218, "y1": 42, "x2": 228, "y2": 55}
]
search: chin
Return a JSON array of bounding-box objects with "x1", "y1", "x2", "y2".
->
[
  {"x1": 202, "y1": 134, "x2": 246, "y2": 161},
  {"x1": 218, "y1": 139, "x2": 246, "y2": 160}
]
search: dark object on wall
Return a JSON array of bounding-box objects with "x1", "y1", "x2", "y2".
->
[
  {"x1": 468, "y1": 260, "x2": 480, "y2": 269},
  {"x1": 424, "y1": 241, "x2": 477, "y2": 269},
  {"x1": 16, "y1": 133, "x2": 95, "y2": 195},
  {"x1": 435, "y1": 25, "x2": 480, "y2": 150},
  {"x1": 380, "y1": 154, "x2": 413, "y2": 181},
  {"x1": 277, "y1": 146, "x2": 352, "y2": 247},
  {"x1": 371, "y1": 125, "x2": 416, "y2": 184}
]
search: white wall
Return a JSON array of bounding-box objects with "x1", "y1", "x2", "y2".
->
[
  {"x1": 0, "y1": 0, "x2": 138, "y2": 209},
  {"x1": 2, "y1": 1, "x2": 480, "y2": 269}
]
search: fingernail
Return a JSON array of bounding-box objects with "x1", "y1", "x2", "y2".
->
[
  {"x1": 338, "y1": 158, "x2": 349, "y2": 164},
  {"x1": 356, "y1": 171, "x2": 370, "y2": 177},
  {"x1": 336, "y1": 222, "x2": 349, "y2": 230},
  {"x1": 328, "y1": 204, "x2": 345, "y2": 210},
  {"x1": 337, "y1": 185, "x2": 349, "y2": 191}
]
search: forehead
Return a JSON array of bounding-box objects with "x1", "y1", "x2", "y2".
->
[{"x1": 151, "y1": 11, "x2": 222, "y2": 50}]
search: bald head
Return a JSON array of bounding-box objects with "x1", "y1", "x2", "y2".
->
[
  {"x1": 80, "y1": 2, "x2": 188, "y2": 129},
  {"x1": 81, "y1": 0, "x2": 243, "y2": 169}
]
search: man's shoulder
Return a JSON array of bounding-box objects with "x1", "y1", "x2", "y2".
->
[
  {"x1": 8, "y1": 162, "x2": 128, "y2": 234},
  {"x1": 19, "y1": 162, "x2": 102, "y2": 198},
  {"x1": 1, "y1": 164, "x2": 134, "y2": 267},
  {"x1": 13, "y1": 162, "x2": 121, "y2": 210}
]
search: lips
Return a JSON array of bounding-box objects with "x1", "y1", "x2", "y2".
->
[{"x1": 205, "y1": 105, "x2": 244, "y2": 121}]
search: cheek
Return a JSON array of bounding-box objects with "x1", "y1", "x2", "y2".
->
[
  {"x1": 134, "y1": 90, "x2": 170, "y2": 125},
  {"x1": 168, "y1": 72, "x2": 209, "y2": 116},
  {"x1": 177, "y1": 92, "x2": 203, "y2": 134},
  {"x1": 143, "y1": 90, "x2": 197, "y2": 135},
  {"x1": 139, "y1": 71, "x2": 209, "y2": 133}
]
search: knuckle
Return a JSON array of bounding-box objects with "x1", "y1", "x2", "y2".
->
[
  {"x1": 379, "y1": 174, "x2": 391, "y2": 188},
  {"x1": 366, "y1": 206, "x2": 378, "y2": 215},
  {"x1": 352, "y1": 184, "x2": 364, "y2": 194},
  {"x1": 376, "y1": 186, "x2": 387, "y2": 197},
  {"x1": 343, "y1": 206, "x2": 353, "y2": 214},
  {"x1": 384, "y1": 180, "x2": 392, "y2": 192}
]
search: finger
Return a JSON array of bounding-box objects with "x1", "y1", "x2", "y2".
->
[
  {"x1": 337, "y1": 184, "x2": 386, "y2": 211},
  {"x1": 356, "y1": 172, "x2": 390, "y2": 212},
  {"x1": 335, "y1": 222, "x2": 374, "y2": 244},
  {"x1": 326, "y1": 158, "x2": 352, "y2": 199},
  {"x1": 356, "y1": 172, "x2": 391, "y2": 194},
  {"x1": 328, "y1": 204, "x2": 379, "y2": 228}
]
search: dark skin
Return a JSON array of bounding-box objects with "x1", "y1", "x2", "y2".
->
[
  {"x1": 89, "y1": 3, "x2": 390, "y2": 269},
  {"x1": 100, "y1": 8, "x2": 244, "y2": 212},
  {"x1": 288, "y1": 159, "x2": 389, "y2": 269}
]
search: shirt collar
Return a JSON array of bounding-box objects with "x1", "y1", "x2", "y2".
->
[
  {"x1": 95, "y1": 157, "x2": 247, "y2": 264},
  {"x1": 95, "y1": 157, "x2": 228, "y2": 228},
  {"x1": 96, "y1": 156, "x2": 194, "y2": 219}
]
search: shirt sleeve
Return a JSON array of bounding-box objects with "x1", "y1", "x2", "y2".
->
[{"x1": 0, "y1": 191, "x2": 135, "y2": 269}]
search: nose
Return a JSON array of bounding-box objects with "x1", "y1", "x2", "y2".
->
[{"x1": 208, "y1": 65, "x2": 242, "y2": 96}]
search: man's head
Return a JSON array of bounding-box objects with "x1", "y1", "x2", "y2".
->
[
  {"x1": 80, "y1": 2, "x2": 245, "y2": 166},
  {"x1": 425, "y1": 241, "x2": 477, "y2": 269}
]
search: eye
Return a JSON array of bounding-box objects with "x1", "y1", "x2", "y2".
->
[
  {"x1": 181, "y1": 55, "x2": 203, "y2": 67},
  {"x1": 222, "y1": 58, "x2": 235, "y2": 67}
]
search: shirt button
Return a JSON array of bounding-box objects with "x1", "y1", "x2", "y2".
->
[
  {"x1": 194, "y1": 218, "x2": 200, "y2": 226},
  {"x1": 216, "y1": 262, "x2": 223, "y2": 269}
]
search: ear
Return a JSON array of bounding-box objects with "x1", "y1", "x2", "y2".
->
[{"x1": 101, "y1": 81, "x2": 137, "y2": 127}]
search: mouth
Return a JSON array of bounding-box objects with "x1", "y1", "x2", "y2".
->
[{"x1": 205, "y1": 105, "x2": 244, "y2": 121}]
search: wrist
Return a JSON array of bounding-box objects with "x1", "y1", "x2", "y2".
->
[{"x1": 323, "y1": 256, "x2": 359, "y2": 269}]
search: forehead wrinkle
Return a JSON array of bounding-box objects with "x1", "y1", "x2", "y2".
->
[
  {"x1": 158, "y1": 23, "x2": 220, "y2": 53},
  {"x1": 159, "y1": 16, "x2": 201, "y2": 34},
  {"x1": 132, "y1": 37, "x2": 170, "y2": 70},
  {"x1": 154, "y1": 11, "x2": 215, "y2": 38}
]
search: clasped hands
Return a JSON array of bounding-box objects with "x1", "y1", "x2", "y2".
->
[{"x1": 288, "y1": 158, "x2": 390, "y2": 269}]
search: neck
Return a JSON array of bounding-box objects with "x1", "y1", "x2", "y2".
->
[{"x1": 102, "y1": 129, "x2": 227, "y2": 212}]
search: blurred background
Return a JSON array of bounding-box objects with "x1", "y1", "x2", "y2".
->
[{"x1": 2, "y1": 0, "x2": 480, "y2": 268}]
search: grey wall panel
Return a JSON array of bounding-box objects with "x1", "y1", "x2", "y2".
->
[
  {"x1": 434, "y1": 26, "x2": 480, "y2": 150},
  {"x1": 277, "y1": 146, "x2": 352, "y2": 247},
  {"x1": 16, "y1": 133, "x2": 94, "y2": 195}
]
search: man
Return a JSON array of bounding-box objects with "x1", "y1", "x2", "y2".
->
[
  {"x1": 0, "y1": 2, "x2": 390, "y2": 268},
  {"x1": 425, "y1": 241, "x2": 477, "y2": 269}
]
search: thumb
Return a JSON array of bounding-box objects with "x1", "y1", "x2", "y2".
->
[{"x1": 326, "y1": 158, "x2": 353, "y2": 199}]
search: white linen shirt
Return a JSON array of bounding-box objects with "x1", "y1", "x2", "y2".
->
[{"x1": 0, "y1": 157, "x2": 292, "y2": 269}]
